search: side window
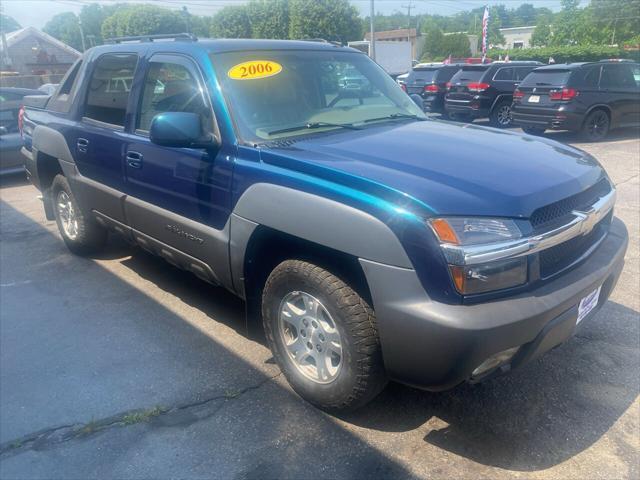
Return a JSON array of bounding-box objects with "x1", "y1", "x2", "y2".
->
[
  {"x1": 84, "y1": 53, "x2": 138, "y2": 127},
  {"x1": 600, "y1": 65, "x2": 635, "y2": 89},
  {"x1": 631, "y1": 64, "x2": 640, "y2": 87},
  {"x1": 583, "y1": 66, "x2": 601, "y2": 88},
  {"x1": 493, "y1": 67, "x2": 513, "y2": 81},
  {"x1": 137, "y1": 59, "x2": 209, "y2": 132},
  {"x1": 49, "y1": 58, "x2": 83, "y2": 113}
]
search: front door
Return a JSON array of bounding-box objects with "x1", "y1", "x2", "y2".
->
[{"x1": 123, "y1": 53, "x2": 235, "y2": 285}]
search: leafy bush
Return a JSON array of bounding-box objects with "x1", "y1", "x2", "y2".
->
[{"x1": 487, "y1": 45, "x2": 639, "y2": 64}]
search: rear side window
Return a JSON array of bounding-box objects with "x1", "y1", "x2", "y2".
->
[
  {"x1": 450, "y1": 66, "x2": 489, "y2": 84},
  {"x1": 407, "y1": 68, "x2": 438, "y2": 84},
  {"x1": 84, "y1": 53, "x2": 138, "y2": 127},
  {"x1": 600, "y1": 64, "x2": 636, "y2": 89},
  {"x1": 631, "y1": 64, "x2": 640, "y2": 87},
  {"x1": 49, "y1": 59, "x2": 83, "y2": 113},
  {"x1": 519, "y1": 70, "x2": 571, "y2": 87},
  {"x1": 493, "y1": 67, "x2": 513, "y2": 81},
  {"x1": 582, "y1": 66, "x2": 601, "y2": 88}
]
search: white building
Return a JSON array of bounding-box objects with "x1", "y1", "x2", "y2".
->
[{"x1": 496, "y1": 26, "x2": 537, "y2": 50}]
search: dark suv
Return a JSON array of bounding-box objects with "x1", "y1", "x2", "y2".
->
[
  {"x1": 512, "y1": 60, "x2": 640, "y2": 141},
  {"x1": 445, "y1": 62, "x2": 542, "y2": 127},
  {"x1": 402, "y1": 63, "x2": 462, "y2": 115}
]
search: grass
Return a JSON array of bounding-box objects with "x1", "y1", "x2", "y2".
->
[{"x1": 121, "y1": 406, "x2": 164, "y2": 425}]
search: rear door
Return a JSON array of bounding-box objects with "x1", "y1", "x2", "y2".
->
[
  {"x1": 405, "y1": 68, "x2": 438, "y2": 95},
  {"x1": 73, "y1": 52, "x2": 139, "y2": 224},
  {"x1": 122, "y1": 53, "x2": 234, "y2": 284},
  {"x1": 600, "y1": 63, "x2": 640, "y2": 127},
  {"x1": 516, "y1": 68, "x2": 572, "y2": 109},
  {"x1": 446, "y1": 65, "x2": 490, "y2": 101}
]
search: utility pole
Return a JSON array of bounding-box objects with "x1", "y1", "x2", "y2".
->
[
  {"x1": 78, "y1": 17, "x2": 86, "y2": 52},
  {"x1": 369, "y1": 0, "x2": 376, "y2": 61},
  {"x1": 402, "y1": 0, "x2": 414, "y2": 29},
  {"x1": 182, "y1": 6, "x2": 190, "y2": 35}
]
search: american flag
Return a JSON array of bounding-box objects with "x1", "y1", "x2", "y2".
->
[{"x1": 481, "y1": 6, "x2": 490, "y2": 63}]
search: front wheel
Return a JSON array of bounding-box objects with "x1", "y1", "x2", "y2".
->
[
  {"x1": 262, "y1": 260, "x2": 387, "y2": 411},
  {"x1": 52, "y1": 174, "x2": 107, "y2": 255}
]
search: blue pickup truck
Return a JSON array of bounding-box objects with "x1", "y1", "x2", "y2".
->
[{"x1": 21, "y1": 35, "x2": 628, "y2": 411}]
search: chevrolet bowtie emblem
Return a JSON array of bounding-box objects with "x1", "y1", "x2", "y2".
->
[{"x1": 573, "y1": 207, "x2": 599, "y2": 235}]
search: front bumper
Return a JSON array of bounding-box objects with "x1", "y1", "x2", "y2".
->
[{"x1": 360, "y1": 217, "x2": 628, "y2": 390}]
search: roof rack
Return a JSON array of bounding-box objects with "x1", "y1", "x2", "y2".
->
[
  {"x1": 599, "y1": 58, "x2": 634, "y2": 62},
  {"x1": 105, "y1": 33, "x2": 198, "y2": 44},
  {"x1": 304, "y1": 38, "x2": 343, "y2": 47}
]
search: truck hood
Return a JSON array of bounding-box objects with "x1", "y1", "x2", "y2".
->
[{"x1": 261, "y1": 120, "x2": 605, "y2": 218}]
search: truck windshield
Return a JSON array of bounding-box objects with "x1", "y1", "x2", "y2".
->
[{"x1": 211, "y1": 49, "x2": 425, "y2": 142}]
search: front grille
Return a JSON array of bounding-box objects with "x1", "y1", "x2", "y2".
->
[
  {"x1": 530, "y1": 178, "x2": 611, "y2": 229},
  {"x1": 539, "y1": 211, "x2": 612, "y2": 278}
]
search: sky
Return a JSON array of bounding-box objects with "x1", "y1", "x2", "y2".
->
[{"x1": 1, "y1": 0, "x2": 567, "y2": 30}]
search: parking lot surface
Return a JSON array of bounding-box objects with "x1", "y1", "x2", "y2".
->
[{"x1": 1, "y1": 128, "x2": 638, "y2": 479}]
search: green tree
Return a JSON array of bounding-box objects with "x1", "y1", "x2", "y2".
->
[
  {"x1": 44, "y1": 12, "x2": 83, "y2": 51},
  {"x1": 0, "y1": 14, "x2": 21, "y2": 34},
  {"x1": 440, "y1": 33, "x2": 472, "y2": 59},
  {"x1": 531, "y1": 22, "x2": 552, "y2": 47},
  {"x1": 101, "y1": 5, "x2": 185, "y2": 39},
  {"x1": 78, "y1": 3, "x2": 121, "y2": 46},
  {"x1": 210, "y1": 6, "x2": 251, "y2": 38},
  {"x1": 421, "y1": 23, "x2": 446, "y2": 60},
  {"x1": 247, "y1": 0, "x2": 289, "y2": 39},
  {"x1": 591, "y1": 0, "x2": 640, "y2": 44},
  {"x1": 513, "y1": 3, "x2": 537, "y2": 27},
  {"x1": 289, "y1": 0, "x2": 362, "y2": 44}
]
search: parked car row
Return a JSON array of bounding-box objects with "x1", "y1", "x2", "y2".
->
[{"x1": 402, "y1": 59, "x2": 640, "y2": 140}]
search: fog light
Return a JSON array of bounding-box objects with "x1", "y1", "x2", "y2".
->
[
  {"x1": 449, "y1": 257, "x2": 527, "y2": 295},
  {"x1": 471, "y1": 347, "x2": 520, "y2": 378}
]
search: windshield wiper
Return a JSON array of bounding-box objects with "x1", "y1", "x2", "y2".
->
[
  {"x1": 362, "y1": 113, "x2": 427, "y2": 124},
  {"x1": 267, "y1": 121, "x2": 361, "y2": 136}
]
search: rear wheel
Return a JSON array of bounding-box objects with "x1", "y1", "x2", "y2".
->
[
  {"x1": 262, "y1": 260, "x2": 387, "y2": 411},
  {"x1": 522, "y1": 126, "x2": 546, "y2": 136},
  {"x1": 581, "y1": 109, "x2": 610, "y2": 141},
  {"x1": 490, "y1": 100, "x2": 513, "y2": 128},
  {"x1": 52, "y1": 174, "x2": 107, "y2": 255}
]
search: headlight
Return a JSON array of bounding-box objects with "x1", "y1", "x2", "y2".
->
[
  {"x1": 429, "y1": 217, "x2": 527, "y2": 295},
  {"x1": 430, "y1": 217, "x2": 521, "y2": 245}
]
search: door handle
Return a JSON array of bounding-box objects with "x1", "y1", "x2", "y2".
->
[
  {"x1": 77, "y1": 138, "x2": 89, "y2": 153},
  {"x1": 126, "y1": 151, "x2": 143, "y2": 169}
]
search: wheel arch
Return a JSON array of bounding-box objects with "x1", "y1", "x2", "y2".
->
[{"x1": 241, "y1": 225, "x2": 373, "y2": 336}]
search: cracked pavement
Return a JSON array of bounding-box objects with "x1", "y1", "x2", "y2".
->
[{"x1": 0, "y1": 128, "x2": 638, "y2": 479}]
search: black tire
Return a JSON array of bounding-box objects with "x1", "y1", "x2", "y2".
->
[
  {"x1": 490, "y1": 100, "x2": 513, "y2": 128},
  {"x1": 581, "y1": 109, "x2": 610, "y2": 142},
  {"x1": 51, "y1": 174, "x2": 107, "y2": 255},
  {"x1": 522, "y1": 126, "x2": 546, "y2": 136},
  {"x1": 262, "y1": 260, "x2": 387, "y2": 411}
]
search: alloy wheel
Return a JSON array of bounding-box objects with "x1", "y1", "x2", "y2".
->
[
  {"x1": 56, "y1": 190, "x2": 79, "y2": 240},
  {"x1": 278, "y1": 291, "x2": 343, "y2": 384}
]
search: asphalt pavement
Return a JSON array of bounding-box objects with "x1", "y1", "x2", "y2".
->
[{"x1": 0, "y1": 127, "x2": 638, "y2": 479}]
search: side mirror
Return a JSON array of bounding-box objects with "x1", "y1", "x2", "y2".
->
[
  {"x1": 0, "y1": 126, "x2": 8, "y2": 136},
  {"x1": 149, "y1": 112, "x2": 216, "y2": 149},
  {"x1": 409, "y1": 94, "x2": 425, "y2": 112}
]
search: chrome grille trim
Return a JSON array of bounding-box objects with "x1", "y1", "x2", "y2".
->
[{"x1": 442, "y1": 188, "x2": 616, "y2": 266}]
